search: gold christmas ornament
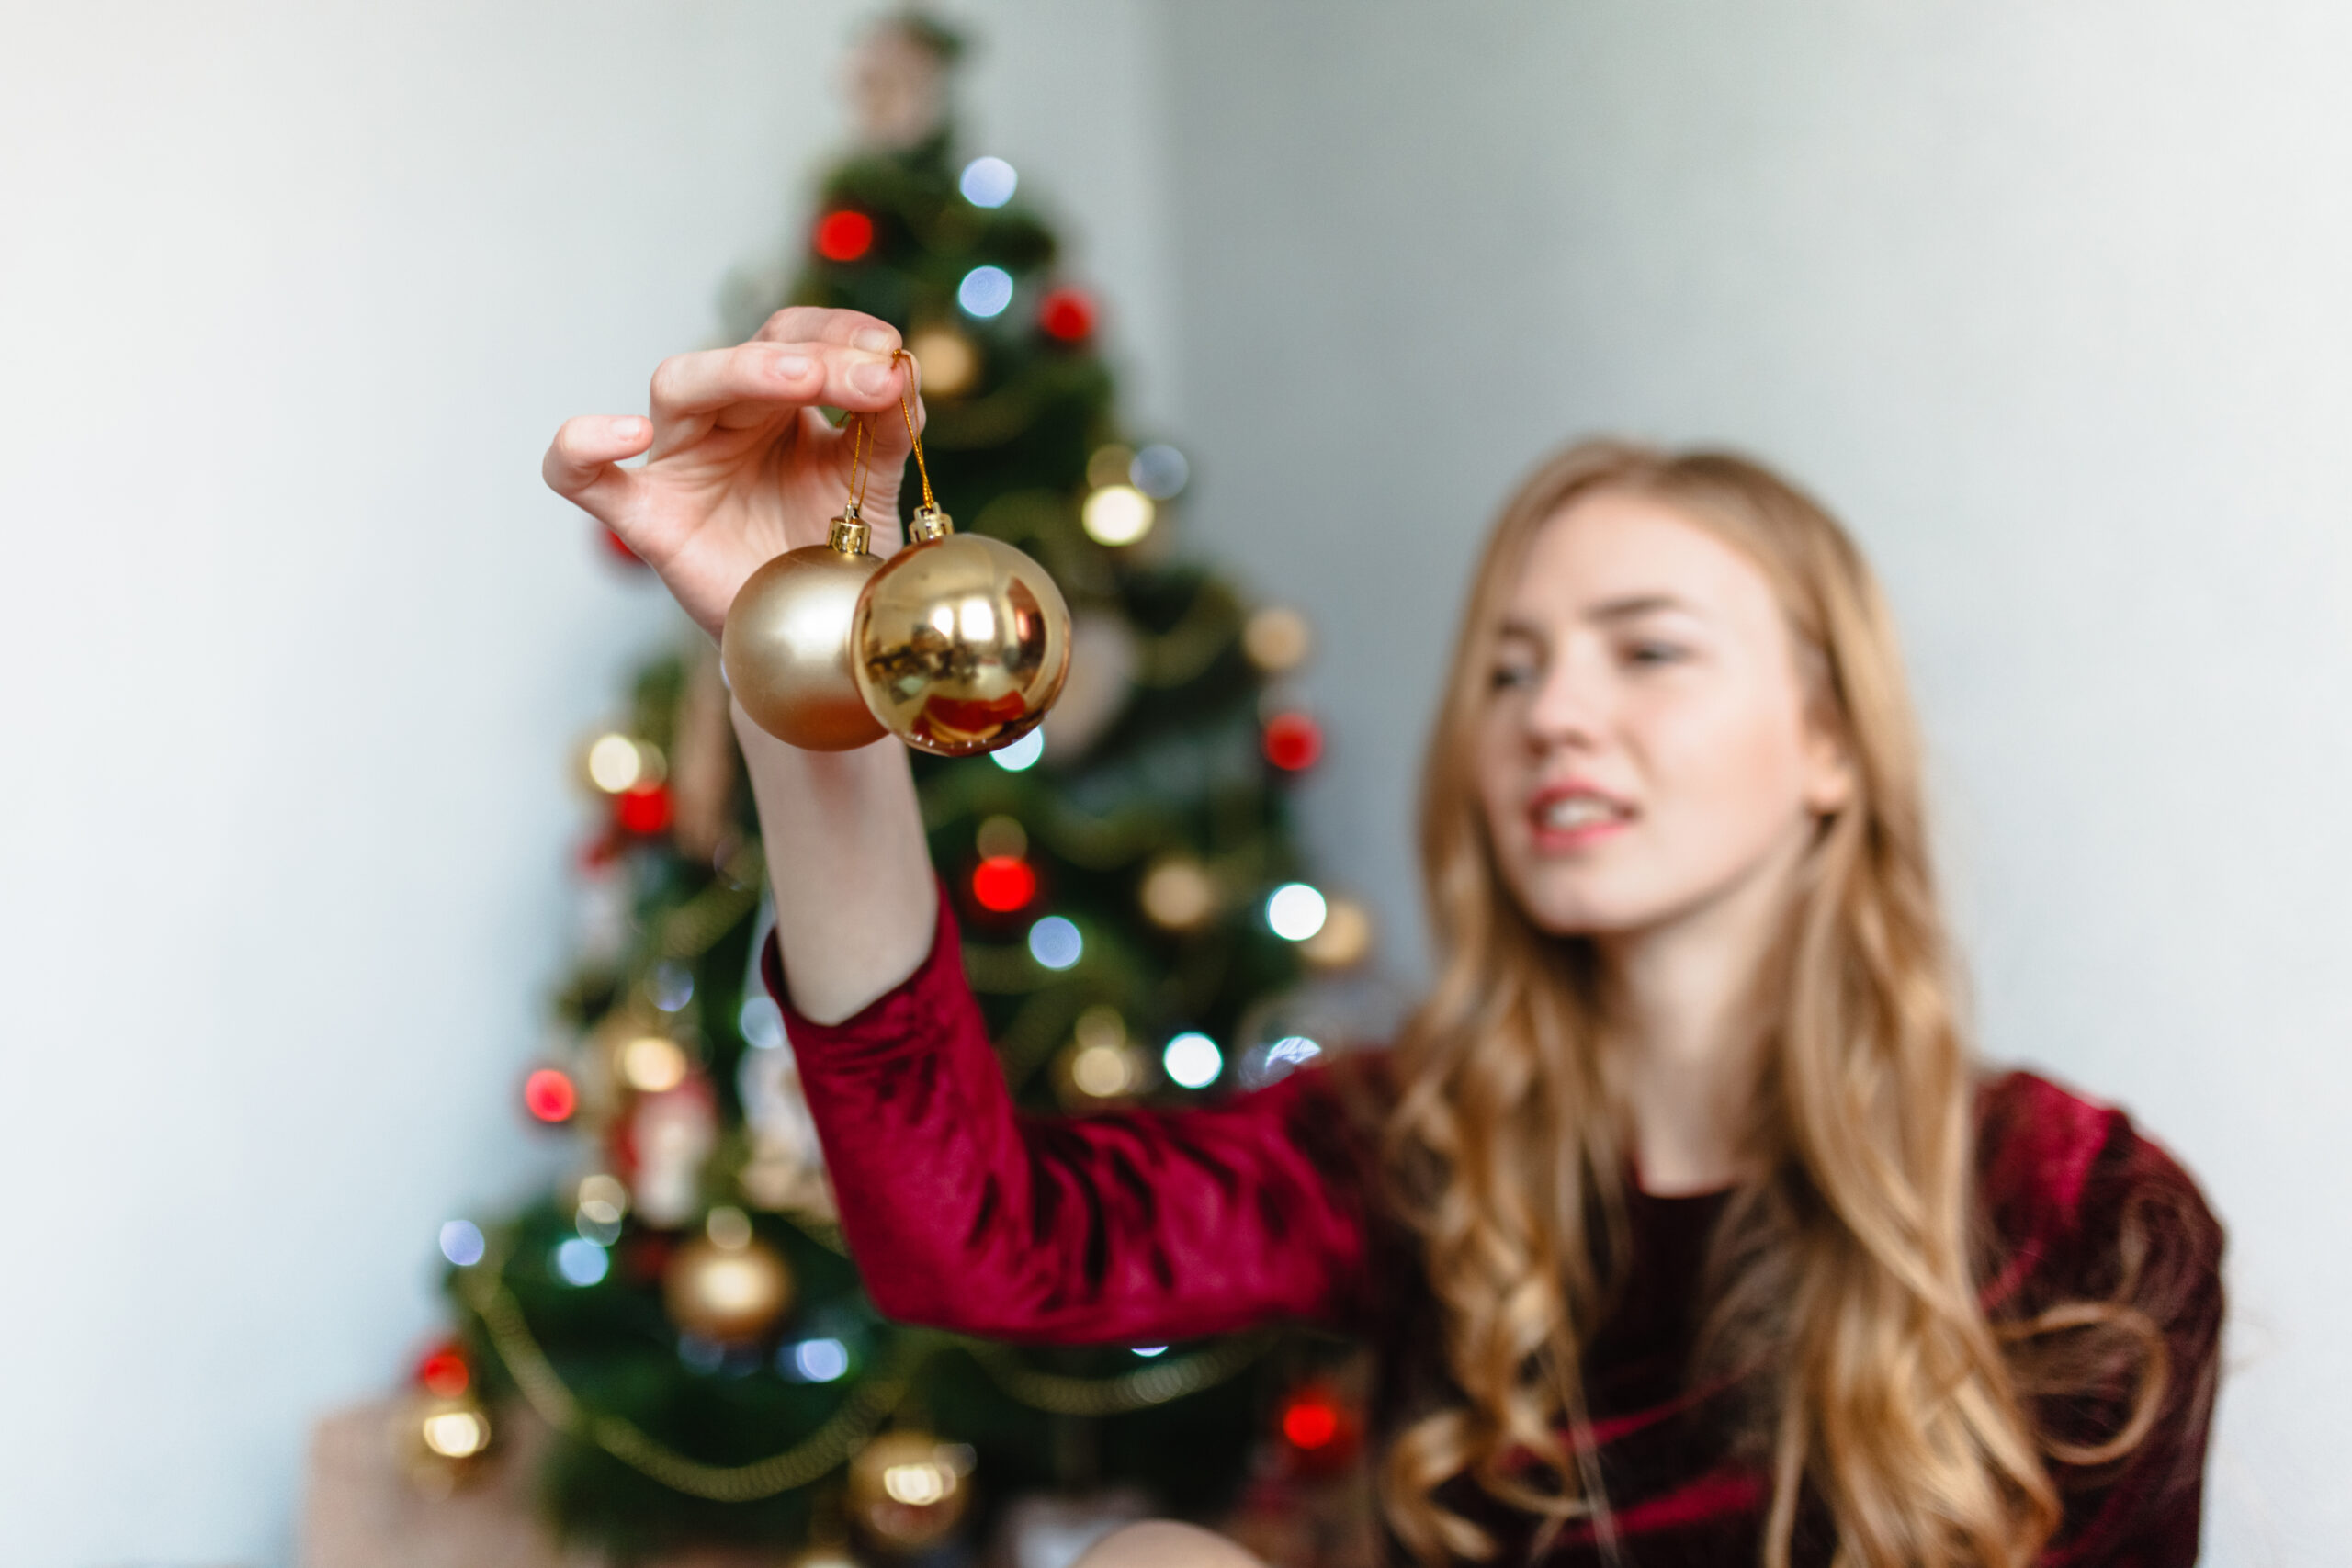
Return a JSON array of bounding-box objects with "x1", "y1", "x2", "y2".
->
[
  {"x1": 662, "y1": 1207, "x2": 795, "y2": 1342},
  {"x1": 723, "y1": 488, "x2": 889, "y2": 750},
  {"x1": 848, "y1": 1430, "x2": 976, "y2": 1551},
  {"x1": 852, "y1": 353, "x2": 1071, "y2": 756}
]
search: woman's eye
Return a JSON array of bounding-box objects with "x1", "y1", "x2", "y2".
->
[
  {"x1": 1622, "y1": 640, "x2": 1688, "y2": 668},
  {"x1": 1488, "y1": 663, "x2": 1536, "y2": 691}
]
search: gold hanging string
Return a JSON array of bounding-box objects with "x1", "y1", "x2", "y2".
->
[
  {"x1": 844, "y1": 414, "x2": 872, "y2": 516},
  {"x1": 890, "y1": 347, "x2": 937, "y2": 513}
]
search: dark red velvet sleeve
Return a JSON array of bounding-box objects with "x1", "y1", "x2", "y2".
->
[
  {"x1": 1978, "y1": 1073, "x2": 2227, "y2": 1567},
  {"x1": 761, "y1": 880, "x2": 1378, "y2": 1345}
]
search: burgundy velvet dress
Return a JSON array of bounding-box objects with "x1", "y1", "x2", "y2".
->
[{"x1": 763, "y1": 886, "x2": 2225, "y2": 1566}]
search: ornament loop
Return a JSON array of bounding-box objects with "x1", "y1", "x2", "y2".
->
[{"x1": 890, "y1": 348, "x2": 938, "y2": 514}]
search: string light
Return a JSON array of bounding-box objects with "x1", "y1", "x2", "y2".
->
[
  {"x1": 620, "y1": 1033, "x2": 690, "y2": 1094},
  {"x1": 1162, "y1": 1032, "x2": 1223, "y2": 1089},
  {"x1": 554, "y1": 1237, "x2": 609, "y2": 1287},
  {"x1": 1265, "y1": 883, "x2": 1329, "y2": 941},
  {"x1": 1129, "y1": 445, "x2": 1189, "y2": 499},
  {"x1": 438, "y1": 1220, "x2": 486, "y2": 1268},
  {"x1": 1028, "y1": 916, "x2": 1083, "y2": 971},
  {"x1": 991, "y1": 728, "x2": 1044, "y2": 772},
  {"x1": 739, "y1": 994, "x2": 786, "y2": 1050},
  {"x1": 1132, "y1": 1346, "x2": 1169, "y2": 1358},
  {"x1": 524, "y1": 1067, "x2": 577, "y2": 1123},
  {"x1": 1081, "y1": 484, "x2": 1155, "y2": 546},
  {"x1": 786, "y1": 1337, "x2": 851, "y2": 1382},
  {"x1": 959, "y1": 155, "x2": 1017, "y2": 208},
  {"x1": 421, "y1": 1407, "x2": 491, "y2": 1460},
  {"x1": 815, "y1": 210, "x2": 875, "y2": 262},
  {"x1": 957, "y1": 265, "x2": 1013, "y2": 319},
  {"x1": 971, "y1": 855, "x2": 1036, "y2": 913}
]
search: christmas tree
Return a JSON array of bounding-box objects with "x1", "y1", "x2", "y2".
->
[{"x1": 412, "y1": 16, "x2": 1380, "y2": 1564}]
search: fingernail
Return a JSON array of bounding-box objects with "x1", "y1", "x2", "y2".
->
[
  {"x1": 850, "y1": 361, "x2": 892, "y2": 395},
  {"x1": 852, "y1": 328, "x2": 896, "y2": 353},
  {"x1": 775, "y1": 354, "x2": 814, "y2": 378}
]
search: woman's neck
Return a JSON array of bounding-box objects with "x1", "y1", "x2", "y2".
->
[{"x1": 1595, "y1": 829, "x2": 1807, "y2": 1196}]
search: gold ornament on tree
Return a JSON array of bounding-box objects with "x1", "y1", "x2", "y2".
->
[
  {"x1": 848, "y1": 1429, "x2": 976, "y2": 1551},
  {"x1": 662, "y1": 1205, "x2": 796, "y2": 1343},
  {"x1": 852, "y1": 351, "x2": 1072, "y2": 756},
  {"x1": 722, "y1": 418, "x2": 888, "y2": 750}
]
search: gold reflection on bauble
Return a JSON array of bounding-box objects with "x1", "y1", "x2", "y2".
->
[{"x1": 851, "y1": 509, "x2": 1071, "y2": 757}]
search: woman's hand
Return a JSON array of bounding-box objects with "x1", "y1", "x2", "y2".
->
[{"x1": 542, "y1": 307, "x2": 921, "y2": 639}]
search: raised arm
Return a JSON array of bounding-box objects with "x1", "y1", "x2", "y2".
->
[
  {"x1": 544, "y1": 309, "x2": 1376, "y2": 1345},
  {"x1": 763, "y1": 883, "x2": 1377, "y2": 1344}
]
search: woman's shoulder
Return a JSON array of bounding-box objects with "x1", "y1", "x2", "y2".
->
[{"x1": 1972, "y1": 1067, "x2": 2225, "y2": 1312}]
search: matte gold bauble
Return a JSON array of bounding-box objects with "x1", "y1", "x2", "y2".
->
[
  {"x1": 722, "y1": 513, "x2": 888, "y2": 750},
  {"x1": 851, "y1": 505, "x2": 1071, "y2": 757},
  {"x1": 847, "y1": 1430, "x2": 974, "y2": 1551},
  {"x1": 662, "y1": 1210, "x2": 795, "y2": 1342}
]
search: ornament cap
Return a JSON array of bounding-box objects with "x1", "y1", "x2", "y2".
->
[
  {"x1": 828, "y1": 509, "x2": 873, "y2": 557},
  {"x1": 907, "y1": 504, "x2": 955, "y2": 544}
]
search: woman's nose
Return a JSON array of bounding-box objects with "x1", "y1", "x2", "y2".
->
[{"x1": 1523, "y1": 654, "x2": 1604, "y2": 747}]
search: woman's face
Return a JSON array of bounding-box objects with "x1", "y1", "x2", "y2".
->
[{"x1": 1476, "y1": 489, "x2": 1851, "y2": 939}]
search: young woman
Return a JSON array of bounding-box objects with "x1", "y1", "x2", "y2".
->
[{"x1": 545, "y1": 310, "x2": 2222, "y2": 1568}]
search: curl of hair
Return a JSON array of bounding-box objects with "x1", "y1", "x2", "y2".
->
[{"x1": 1379, "y1": 442, "x2": 2165, "y2": 1567}]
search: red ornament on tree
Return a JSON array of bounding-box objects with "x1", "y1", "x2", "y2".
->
[
  {"x1": 970, "y1": 854, "x2": 1037, "y2": 913},
  {"x1": 1037, "y1": 287, "x2": 1096, "y2": 343},
  {"x1": 1262, "y1": 712, "x2": 1323, "y2": 773},
  {"x1": 524, "y1": 1067, "x2": 578, "y2": 1124},
  {"x1": 416, "y1": 1342, "x2": 472, "y2": 1399},
  {"x1": 615, "y1": 782, "x2": 674, "y2": 836},
  {"x1": 815, "y1": 209, "x2": 876, "y2": 263},
  {"x1": 1276, "y1": 1378, "x2": 1361, "y2": 1477}
]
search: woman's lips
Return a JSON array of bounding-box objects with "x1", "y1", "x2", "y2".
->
[{"x1": 1526, "y1": 787, "x2": 1635, "y2": 852}]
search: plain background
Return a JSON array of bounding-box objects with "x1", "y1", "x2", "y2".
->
[{"x1": 2, "y1": 2, "x2": 2344, "y2": 1562}]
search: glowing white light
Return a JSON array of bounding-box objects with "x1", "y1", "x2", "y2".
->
[
  {"x1": 1267, "y1": 1036, "x2": 1322, "y2": 1070},
  {"x1": 1131, "y1": 1345, "x2": 1169, "y2": 1358},
  {"x1": 554, "y1": 1237, "x2": 609, "y2": 1286},
  {"x1": 1129, "y1": 444, "x2": 1190, "y2": 499},
  {"x1": 439, "y1": 1220, "x2": 486, "y2": 1267},
  {"x1": 740, "y1": 995, "x2": 786, "y2": 1050},
  {"x1": 1162, "y1": 1032, "x2": 1223, "y2": 1089},
  {"x1": 585, "y1": 733, "x2": 644, "y2": 793},
  {"x1": 620, "y1": 1034, "x2": 689, "y2": 1093},
  {"x1": 991, "y1": 729, "x2": 1045, "y2": 772},
  {"x1": 931, "y1": 604, "x2": 957, "y2": 637},
  {"x1": 957, "y1": 265, "x2": 1014, "y2": 319},
  {"x1": 959, "y1": 598, "x2": 997, "y2": 643},
  {"x1": 960, "y1": 155, "x2": 1018, "y2": 208},
  {"x1": 648, "y1": 960, "x2": 694, "y2": 1013},
  {"x1": 790, "y1": 1337, "x2": 851, "y2": 1382},
  {"x1": 1028, "y1": 916, "x2": 1083, "y2": 971},
  {"x1": 1080, "y1": 484, "x2": 1155, "y2": 546},
  {"x1": 421, "y1": 1409, "x2": 489, "y2": 1459},
  {"x1": 1265, "y1": 883, "x2": 1329, "y2": 942}
]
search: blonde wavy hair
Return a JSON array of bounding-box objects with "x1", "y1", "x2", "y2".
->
[{"x1": 1378, "y1": 442, "x2": 2163, "y2": 1567}]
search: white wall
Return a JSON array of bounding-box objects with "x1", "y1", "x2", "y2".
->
[
  {"x1": 0, "y1": 4, "x2": 1171, "y2": 1563},
  {"x1": 1151, "y1": 3, "x2": 2351, "y2": 1562}
]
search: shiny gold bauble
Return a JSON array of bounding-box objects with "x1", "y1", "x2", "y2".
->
[
  {"x1": 722, "y1": 514, "x2": 888, "y2": 750},
  {"x1": 851, "y1": 506, "x2": 1071, "y2": 757},
  {"x1": 847, "y1": 1430, "x2": 975, "y2": 1551},
  {"x1": 662, "y1": 1212, "x2": 795, "y2": 1342}
]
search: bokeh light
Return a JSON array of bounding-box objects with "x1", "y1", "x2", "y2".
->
[
  {"x1": 1162, "y1": 1032, "x2": 1223, "y2": 1089},
  {"x1": 438, "y1": 1220, "x2": 486, "y2": 1268},
  {"x1": 648, "y1": 961, "x2": 694, "y2": 1013},
  {"x1": 1028, "y1": 915, "x2": 1083, "y2": 970},
  {"x1": 620, "y1": 1034, "x2": 689, "y2": 1094},
  {"x1": 971, "y1": 854, "x2": 1036, "y2": 913},
  {"x1": 554, "y1": 1237, "x2": 609, "y2": 1287},
  {"x1": 585, "y1": 733, "x2": 646, "y2": 793},
  {"x1": 421, "y1": 1407, "x2": 490, "y2": 1459},
  {"x1": 957, "y1": 265, "x2": 1014, "y2": 319},
  {"x1": 1262, "y1": 712, "x2": 1323, "y2": 772},
  {"x1": 1132, "y1": 1345, "x2": 1169, "y2": 1358},
  {"x1": 787, "y1": 1337, "x2": 852, "y2": 1382},
  {"x1": 739, "y1": 994, "x2": 786, "y2": 1050},
  {"x1": 815, "y1": 209, "x2": 875, "y2": 262},
  {"x1": 1129, "y1": 445, "x2": 1190, "y2": 500},
  {"x1": 1081, "y1": 484, "x2": 1155, "y2": 546},
  {"x1": 958, "y1": 155, "x2": 1017, "y2": 208},
  {"x1": 524, "y1": 1067, "x2": 577, "y2": 1123},
  {"x1": 991, "y1": 728, "x2": 1045, "y2": 772},
  {"x1": 1266, "y1": 883, "x2": 1329, "y2": 941},
  {"x1": 418, "y1": 1347, "x2": 470, "y2": 1398}
]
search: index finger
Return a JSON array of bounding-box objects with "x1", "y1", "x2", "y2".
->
[{"x1": 752, "y1": 306, "x2": 900, "y2": 357}]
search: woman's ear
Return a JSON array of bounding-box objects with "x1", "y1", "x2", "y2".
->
[{"x1": 1802, "y1": 709, "x2": 1857, "y2": 817}]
